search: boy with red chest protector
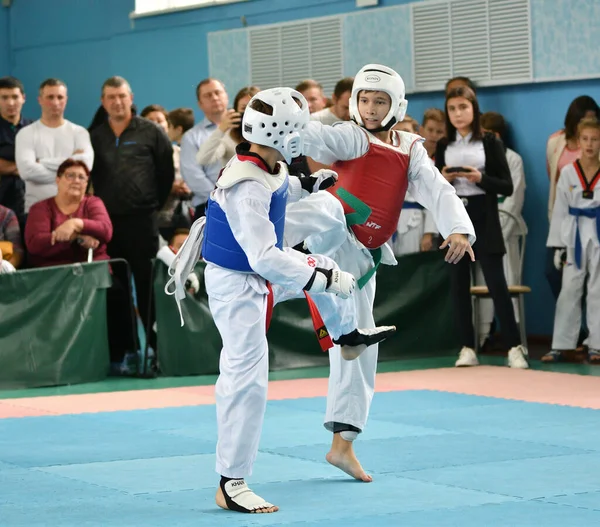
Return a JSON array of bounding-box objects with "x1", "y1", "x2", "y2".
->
[{"x1": 284, "y1": 64, "x2": 476, "y2": 481}]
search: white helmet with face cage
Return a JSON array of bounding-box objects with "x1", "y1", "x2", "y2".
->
[{"x1": 242, "y1": 87, "x2": 310, "y2": 163}]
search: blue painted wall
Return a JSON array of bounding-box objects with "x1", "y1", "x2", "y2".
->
[
  {"x1": 0, "y1": 6, "x2": 9, "y2": 76},
  {"x1": 2, "y1": 0, "x2": 599, "y2": 336}
]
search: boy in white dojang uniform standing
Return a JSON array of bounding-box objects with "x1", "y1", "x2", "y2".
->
[
  {"x1": 166, "y1": 88, "x2": 394, "y2": 514},
  {"x1": 284, "y1": 64, "x2": 476, "y2": 482},
  {"x1": 545, "y1": 117, "x2": 600, "y2": 363}
]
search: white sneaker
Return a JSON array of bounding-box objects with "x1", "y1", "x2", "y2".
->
[
  {"x1": 455, "y1": 346, "x2": 479, "y2": 367},
  {"x1": 508, "y1": 345, "x2": 529, "y2": 369}
]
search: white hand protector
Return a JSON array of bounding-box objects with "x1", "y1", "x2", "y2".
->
[
  {"x1": 327, "y1": 269, "x2": 356, "y2": 298},
  {"x1": 553, "y1": 248, "x2": 566, "y2": 271},
  {"x1": 310, "y1": 169, "x2": 338, "y2": 193},
  {"x1": 185, "y1": 272, "x2": 200, "y2": 295},
  {"x1": 306, "y1": 268, "x2": 356, "y2": 299}
]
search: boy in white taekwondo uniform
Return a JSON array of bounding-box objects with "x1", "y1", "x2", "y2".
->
[
  {"x1": 285, "y1": 64, "x2": 476, "y2": 482},
  {"x1": 166, "y1": 88, "x2": 395, "y2": 514},
  {"x1": 545, "y1": 117, "x2": 600, "y2": 363}
]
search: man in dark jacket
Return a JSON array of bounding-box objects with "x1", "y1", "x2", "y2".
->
[
  {"x1": 0, "y1": 76, "x2": 33, "y2": 227},
  {"x1": 91, "y1": 76, "x2": 174, "y2": 369}
]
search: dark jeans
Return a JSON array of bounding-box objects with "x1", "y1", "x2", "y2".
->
[
  {"x1": 106, "y1": 272, "x2": 138, "y2": 363},
  {"x1": 108, "y1": 213, "x2": 159, "y2": 351}
]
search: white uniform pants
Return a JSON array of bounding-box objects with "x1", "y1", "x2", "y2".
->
[
  {"x1": 207, "y1": 250, "x2": 355, "y2": 479},
  {"x1": 552, "y1": 243, "x2": 600, "y2": 350},
  {"x1": 286, "y1": 192, "x2": 380, "y2": 434}
]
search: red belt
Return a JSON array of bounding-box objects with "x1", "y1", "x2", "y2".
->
[{"x1": 265, "y1": 283, "x2": 333, "y2": 352}]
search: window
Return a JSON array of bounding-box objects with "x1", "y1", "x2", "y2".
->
[{"x1": 132, "y1": 0, "x2": 247, "y2": 18}]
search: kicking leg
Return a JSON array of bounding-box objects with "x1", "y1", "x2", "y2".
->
[
  {"x1": 284, "y1": 192, "x2": 349, "y2": 257},
  {"x1": 273, "y1": 250, "x2": 395, "y2": 357}
]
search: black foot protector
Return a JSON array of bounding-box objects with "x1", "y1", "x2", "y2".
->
[{"x1": 333, "y1": 326, "x2": 396, "y2": 360}]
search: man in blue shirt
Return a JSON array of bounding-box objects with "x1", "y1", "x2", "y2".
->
[
  {"x1": 0, "y1": 77, "x2": 32, "y2": 224},
  {"x1": 180, "y1": 78, "x2": 228, "y2": 218}
]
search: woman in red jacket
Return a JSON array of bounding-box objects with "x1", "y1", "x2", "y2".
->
[
  {"x1": 25, "y1": 159, "x2": 112, "y2": 267},
  {"x1": 25, "y1": 158, "x2": 139, "y2": 375}
]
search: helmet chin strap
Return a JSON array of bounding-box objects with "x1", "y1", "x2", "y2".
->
[{"x1": 353, "y1": 116, "x2": 397, "y2": 134}]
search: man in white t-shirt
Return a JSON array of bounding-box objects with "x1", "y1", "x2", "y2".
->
[
  {"x1": 310, "y1": 77, "x2": 354, "y2": 125},
  {"x1": 15, "y1": 78, "x2": 94, "y2": 212}
]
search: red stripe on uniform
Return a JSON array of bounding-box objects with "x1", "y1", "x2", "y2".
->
[
  {"x1": 237, "y1": 153, "x2": 270, "y2": 173},
  {"x1": 265, "y1": 282, "x2": 274, "y2": 332},
  {"x1": 574, "y1": 161, "x2": 590, "y2": 190},
  {"x1": 304, "y1": 292, "x2": 334, "y2": 352}
]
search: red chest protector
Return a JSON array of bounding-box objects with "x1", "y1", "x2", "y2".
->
[{"x1": 330, "y1": 131, "x2": 415, "y2": 249}]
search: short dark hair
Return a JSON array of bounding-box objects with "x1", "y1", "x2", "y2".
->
[
  {"x1": 101, "y1": 76, "x2": 131, "y2": 96},
  {"x1": 445, "y1": 76, "x2": 477, "y2": 95},
  {"x1": 480, "y1": 111, "x2": 507, "y2": 140},
  {"x1": 167, "y1": 108, "x2": 195, "y2": 133},
  {"x1": 39, "y1": 78, "x2": 66, "y2": 94},
  {"x1": 333, "y1": 77, "x2": 354, "y2": 99},
  {"x1": 0, "y1": 76, "x2": 25, "y2": 94},
  {"x1": 195, "y1": 78, "x2": 225, "y2": 101},
  {"x1": 140, "y1": 104, "x2": 167, "y2": 119},
  {"x1": 57, "y1": 158, "x2": 90, "y2": 179},
  {"x1": 445, "y1": 86, "x2": 482, "y2": 142},
  {"x1": 295, "y1": 79, "x2": 322, "y2": 93},
  {"x1": 564, "y1": 95, "x2": 600, "y2": 141}
]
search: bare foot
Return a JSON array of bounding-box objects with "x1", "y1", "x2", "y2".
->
[
  {"x1": 216, "y1": 483, "x2": 279, "y2": 514},
  {"x1": 326, "y1": 433, "x2": 372, "y2": 482}
]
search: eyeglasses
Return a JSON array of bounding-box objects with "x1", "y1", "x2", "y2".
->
[{"x1": 63, "y1": 172, "x2": 88, "y2": 182}]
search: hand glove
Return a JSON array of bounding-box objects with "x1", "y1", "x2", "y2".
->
[
  {"x1": 305, "y1": 267, "x2": 356, "y2": 299},
  {"x1": 299, "y1": 169, "x2": 339, "y2": 193},
  {"x1": 310, "y1": 169, "x2": 338, "y2": 192},
  {"x1": 553, "y1": 248, "x2": 566, "y2": 271},
  {"x1": 185, "y1": 272, "x2": 200, "y2": 295}
]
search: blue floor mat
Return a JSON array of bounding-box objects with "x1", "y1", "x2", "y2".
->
[{"x1": 2, "y1": 389, "x2": 600, "y2": 526}]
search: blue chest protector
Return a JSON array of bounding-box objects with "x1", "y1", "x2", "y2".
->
[{"x1": 202, "y1": 170, "x2": 288, "y2": 273}]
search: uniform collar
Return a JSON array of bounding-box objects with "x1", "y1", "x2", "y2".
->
[{"x1": 235, "y1": 142, "x2": 279, "y2": 174}]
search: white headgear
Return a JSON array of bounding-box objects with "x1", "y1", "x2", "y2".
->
[
  {"x1": 349, "y1": 64, "x2": 408, "y2": 131},
  {"x1": 242, "y1": 87, "x2": 310, "y2": 163}
]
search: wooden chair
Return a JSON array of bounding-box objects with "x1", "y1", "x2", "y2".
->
[{"x1": 471, "y1": 209, "x2": 531, "y2": 352}]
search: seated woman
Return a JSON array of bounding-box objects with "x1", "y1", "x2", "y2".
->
[
  {"x1": 25, "y1": 159, "x2": 112, "y2": 267},
  {"x1": 25, "y1": 158, "x2": 137, "y2": 375}
]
